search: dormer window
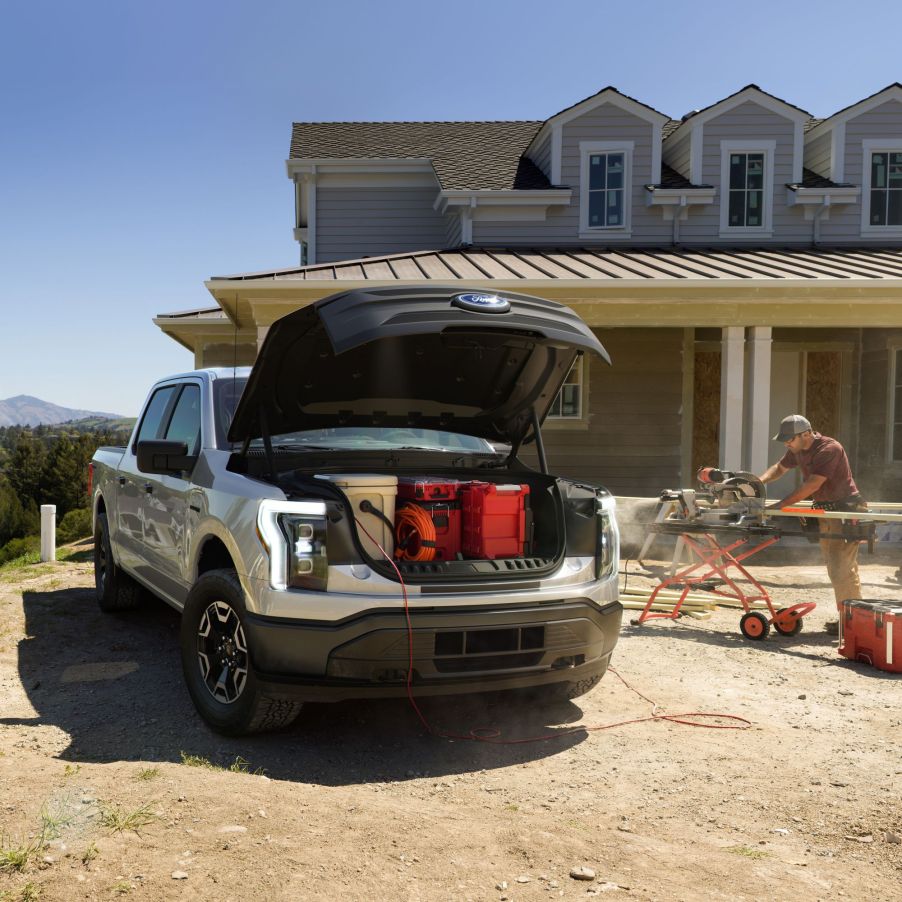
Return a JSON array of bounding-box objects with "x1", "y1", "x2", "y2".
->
[
  {"x1": 719, "y1": 140, "x2": 775, "y2": 237},
  {"x1": 861, "y1": 141, "x2": 902, "y2": 237},
  {"x1": 868, "y1": 150, "x2": 902, "y2": 226},
  {"x1": 728, "y1": 153, "x2": 765, "y2": 227},
  {"x1": 589, "y1": 153, "x2": 625, "y2": 227},
  {"x1": 579, "y1": 141, "x2": 633, "y2": 238}
]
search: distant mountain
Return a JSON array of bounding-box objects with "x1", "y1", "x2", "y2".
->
[{"x1": 0, "y1": 395, "x2": 123, "y2": 427}]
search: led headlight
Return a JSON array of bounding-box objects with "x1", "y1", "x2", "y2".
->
[
  {"x1": 595, "y1": 494, "x2": 619, "y2": 580},
  {"x1": 257, "y1": 500, "x2": 328, "y2": 591}
]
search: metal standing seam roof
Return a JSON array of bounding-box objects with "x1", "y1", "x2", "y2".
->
[{"x1": 211, "y1": 246, "x2": 902, "y2": 283}]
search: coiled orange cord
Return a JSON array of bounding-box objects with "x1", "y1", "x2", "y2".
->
[{"x1": 394, "y1": 503, "x2": 437, "y2": 561}]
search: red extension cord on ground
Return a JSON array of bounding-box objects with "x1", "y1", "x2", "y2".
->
[{"x1": 354, "y1": 516, "x2": 751, "y2": 743}]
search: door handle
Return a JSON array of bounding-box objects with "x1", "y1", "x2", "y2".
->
[{"x1": 142, "y1": 483, "x2": 154, "y2": 494}]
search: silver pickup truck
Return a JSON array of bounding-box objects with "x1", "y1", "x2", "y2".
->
[{"x1": 91, "y1": 286, "x2": 621, "y2": 735}]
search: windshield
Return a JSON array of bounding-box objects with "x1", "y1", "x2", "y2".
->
[{"x1": 213, "y1": 380, "x2": 499, "y2": 453}]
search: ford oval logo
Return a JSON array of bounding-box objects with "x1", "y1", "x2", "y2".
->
[{"x1": 452, "y1": 293, "x2": 512, "y2": 314}]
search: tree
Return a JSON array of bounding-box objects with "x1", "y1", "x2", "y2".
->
[
  {"x1": 0, "y1": 480, "x2": 31, "y2": 545},
  {"x1": 41, "y1": 434, "x2": 94, "y2": 519},
  {"x1": 7, "y1": 434, "x2": 47, "y2": 512}
]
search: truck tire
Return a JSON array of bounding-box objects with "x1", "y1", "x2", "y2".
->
[
  {"x1": 180, "y1": 569, "x2": 303, "y2": 736},
  {"x1": 94, "y1": 513, "x2": 142, "y2": 612}
]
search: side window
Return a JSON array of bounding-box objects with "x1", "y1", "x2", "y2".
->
[
  {"x1": 547, "y1": 359, "x2": 584, "y2": 419},
  {"x1": 134, "y1": 386, "x2": 177, "y2": 448},
  {"x1": 165, "y1": 384, "x2": 202, "y2": 456}
]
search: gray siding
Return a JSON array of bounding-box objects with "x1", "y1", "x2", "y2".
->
[
  {"x1": 818, "y1": 99, "x2": 902, "y2": 244},
  {"x1": 680, "y1": 101, "x2": 809, "y2": 243},
  {"x1": 531, "y1": 130, "x2": 553, "y2": 182},
  {"x1": 522, "y1": 328, "x2": 683, "y2": 496},
  {"x1": 804, "y1": 130, "x2": 831, "y2": 177},
  {"x1": 474, "y1": 104, "x2": 671, "y2": 245},
  {"x1": 662, "y1": 129, "x2": 691, "y2": 179},
  {"x1": 315, "y1": 187, "x2": 448, "y2": 262},
  {"x1": 445, "y1": 210, "x2": 462, "y2": 248}
]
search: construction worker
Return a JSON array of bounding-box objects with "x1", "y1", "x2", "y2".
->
[{"x1": 758, "y1": 414, "x2": 866, "y2": 633}]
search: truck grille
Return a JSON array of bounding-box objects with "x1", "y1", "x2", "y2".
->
[{"x1": 432, "y1": 626, "x2": 545, "y2": 673}]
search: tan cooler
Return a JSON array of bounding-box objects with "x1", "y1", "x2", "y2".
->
[{"x1": 315, "y1": 474, "x2": 398, "y2": 560}]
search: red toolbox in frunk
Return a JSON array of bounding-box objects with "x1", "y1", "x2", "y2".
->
[
  {"x1": 397, "y1": 478, "x2": 462, "y2": 561},
  {"x1": 460, "y1": 482, "x2": 530, "y2": 559},
  {"x1": 839, "y1": 600, "x2": 902, "y2": 673}
]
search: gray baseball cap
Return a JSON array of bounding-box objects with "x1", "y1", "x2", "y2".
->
[{"x1": 773, "y1": 414, "x2": 812, "y2": 442}]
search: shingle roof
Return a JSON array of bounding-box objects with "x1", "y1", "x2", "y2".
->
[
  {"x1": 649, "y1": 164, "x2": 713, "y2": 190},
  {"x1": 290, "y1": 121, "x2": 550, "y2": 190},
  {"x1": 787, "y1": 168, "x2": 856, "y2": 190},
  {"x1": 213, "y1": 246, "x2": 902, "y2": 283}
]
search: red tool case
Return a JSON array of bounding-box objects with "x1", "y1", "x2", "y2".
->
[
  {"x1": 397, "y1": 478, "x2": 462, "y2": 561},
  {"x1": 839, "y1": 600, "x2": 902, "y2": 673},
  {"x1": 460, "y1": 482, "x2": 530, "y2": 559}
]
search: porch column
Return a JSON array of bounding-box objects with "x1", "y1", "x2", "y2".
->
[
  {"x1": 719, "y1": 326, "x2": 744, "y2": 470},
  {"x1": 744, "y1": 326, "x2": 772, "y2": 476}
]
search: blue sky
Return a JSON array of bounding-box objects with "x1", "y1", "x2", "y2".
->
[{"x1": 2, "y1": 0, "x2": 901, "y2": 415}]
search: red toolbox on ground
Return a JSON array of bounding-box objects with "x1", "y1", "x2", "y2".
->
[
  {"x1": 397, "y1": 478, "x2": 462, "y2": 561},
  {"x1": 839, "y1": 600, "x2": 902, "y2": 673},
  {"x1": 460, "y1": 482, "x2": 530, "y2": 559}
]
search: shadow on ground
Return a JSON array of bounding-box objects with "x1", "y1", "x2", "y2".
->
[
  {"x1": 3, "y1": 586, "x2": 587, "y2": 784},
  {"x1": 622, "y1": 615, "x2": 899, "y2": 677}
]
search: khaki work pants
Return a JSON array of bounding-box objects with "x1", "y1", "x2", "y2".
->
[{"x1": 819, "y1": 518, "x2": 862, "y2": 608}]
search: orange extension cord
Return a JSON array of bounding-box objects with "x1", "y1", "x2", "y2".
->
[
  {"x1": 394, "y1": 503, "x2": 438, "y2": 561},
  {"x1": 355, "y1": 516, "x2": 752, "y2": 743}
]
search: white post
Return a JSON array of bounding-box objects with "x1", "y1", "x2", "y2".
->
[
  {"x1": 744, "y1": 326, "x2": 773, "y2": 475},
  {"x1": 40, "y1": 504, "x2": 56, "y2": 562},
  {"x1": 719, "y1": 326, "x2": 745, "y2": 471}
]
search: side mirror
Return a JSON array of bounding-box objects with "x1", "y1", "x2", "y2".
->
[{"x1": 136, "y1": 440, "x2": 197, "y2": 475}]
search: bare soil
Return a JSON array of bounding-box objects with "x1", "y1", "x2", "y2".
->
[{"x1": 1, "y1": 539, "x2": 900, "y2": 901}]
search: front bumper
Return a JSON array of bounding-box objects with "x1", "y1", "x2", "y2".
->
[{"x1": 244, "y1": 598, "x2": 622, "y2": 702}]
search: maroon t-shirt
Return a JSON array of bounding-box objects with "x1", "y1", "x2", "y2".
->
[{"x1": 778, "y1": 433, "x2": 858, "y2": 503}]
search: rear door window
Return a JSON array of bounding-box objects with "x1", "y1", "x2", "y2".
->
[{"x1": 134, "y1": 386, "x2": 177, "y2": 449}]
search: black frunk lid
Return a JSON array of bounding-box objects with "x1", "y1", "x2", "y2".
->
[{"x1": 227, "y1": 285, "x2": 611, "y2": 446}]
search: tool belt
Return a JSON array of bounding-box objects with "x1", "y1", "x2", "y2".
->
[{"x1": 810, "y1": 495, "x2": 875, "y2": 548}]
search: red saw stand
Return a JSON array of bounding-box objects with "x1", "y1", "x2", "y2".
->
[{"x1": 634, "y1": 523, "x2": 816, "y2": 641}]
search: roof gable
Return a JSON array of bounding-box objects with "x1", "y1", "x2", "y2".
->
[
  {"x1": 806, "y1": 83, "x2": 902, "y2": 139},
  {"x1": 667, "y1": 84, "x2": 812, "y2": 143}
]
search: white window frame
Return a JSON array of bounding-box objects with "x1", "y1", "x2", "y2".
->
[
  {"x1": 861, "y1": 140, "x2": 902, "y2": 239},
  {"x1": 886, "y1": 345, "x2": 902, "y2": 465},
  {"x1": 718, "y1": 140, "x2": 775, "y2": 237},
  {"x1": 545, "y1": 357, "x2": 587, "y2": 428},
  {"x1": 578, "y1": 141, "x2": 633, "y2": 239}
]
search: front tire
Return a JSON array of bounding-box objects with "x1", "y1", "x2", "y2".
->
[
  {"x1": 94, "y1": 513, "x2": 142, "y2": 612},
  {"x1": 180, "y1": 569, "x2": 303, "y2": 736}
]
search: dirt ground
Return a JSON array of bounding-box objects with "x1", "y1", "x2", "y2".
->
[{"x1": 1, "y1": 538, "x2": 900, "y2": 902}]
